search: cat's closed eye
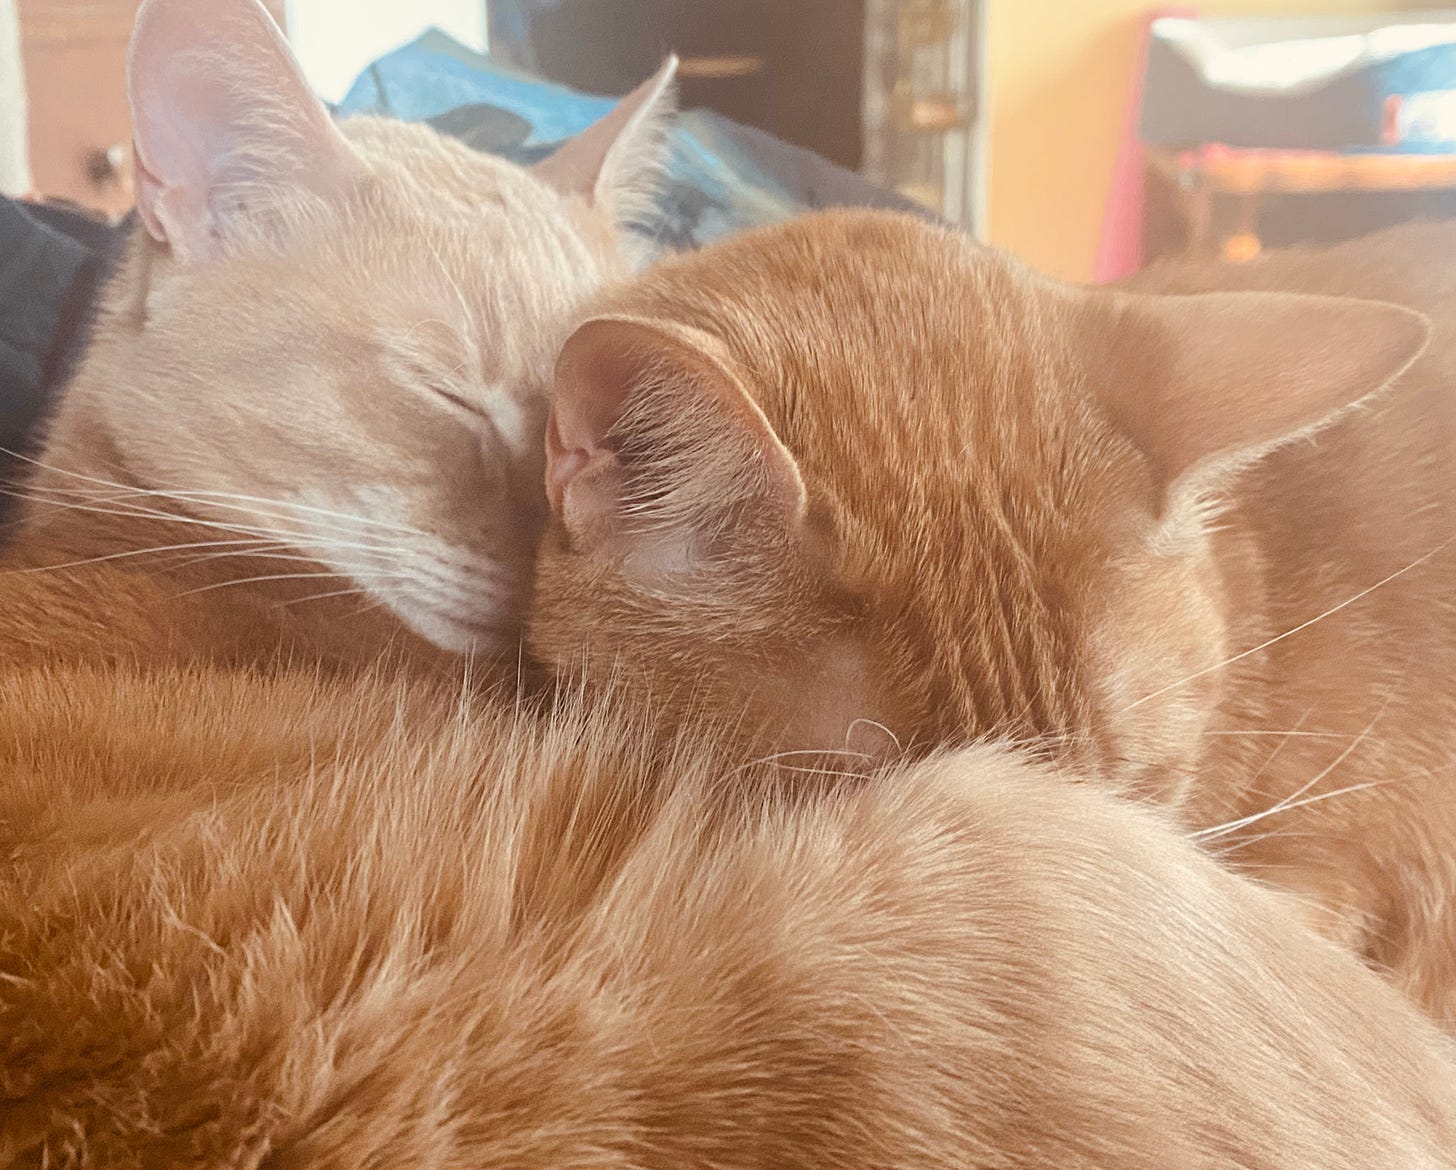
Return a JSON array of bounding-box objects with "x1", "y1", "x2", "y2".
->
[{"x1": 426, "y1": 381, "x2": 494, "y2": 425}]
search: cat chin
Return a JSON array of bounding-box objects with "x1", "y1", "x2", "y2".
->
[{"x1": 384, "y1": 595, "x2": 517, "y2": 658}]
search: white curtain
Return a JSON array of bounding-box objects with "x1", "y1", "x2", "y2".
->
[
  {"x1": 285, "y1": 0, "x2": 487, "y2": 103},
  {"x1": 0, "y1": 0, "x2": 30, "y2": 195}
]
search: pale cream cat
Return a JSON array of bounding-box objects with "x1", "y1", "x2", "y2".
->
[{"x1": 1, "y1": 0, "x2": 674, "y2": 668}]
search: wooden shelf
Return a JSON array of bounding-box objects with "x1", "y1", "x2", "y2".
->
[{"x1": 1151, "y1": 145, "x2": 1456, "y2": 195}]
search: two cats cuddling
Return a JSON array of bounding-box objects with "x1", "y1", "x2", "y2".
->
[{"x1": 6, "y1": 0, "x2": 1456, "y2": 1165}]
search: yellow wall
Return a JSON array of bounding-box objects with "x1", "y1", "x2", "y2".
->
[{"x1": 984, "y1": 0, "x2": 1438, "y2": 280}]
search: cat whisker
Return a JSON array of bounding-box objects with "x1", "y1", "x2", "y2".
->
[
  {"x1": 176, "y1": 547, "x2": 342, "y2": 571},
  {"x1": 846, "y1": 718, "x2": 904, "y2": 754},
  {"x1": 1120, "y1": 536, "x2": 1455, "y2": 715},
  {"x1": 0, "y1": 447, "x2": 150, "y2": 494},
  {"x1": 344, "y1": 595, "x2": 393, "y2": 615},
  {"x1": 1197, "y1": 780, "x2": 1390, "y2": 843},
  {"x1": 281, "y1": 569, "x2": 446, "y2": 610},
  {"x1": 4, "y1": 481, "x2": 294, "y2": 533},
  {"x1": 0, "y1": 536, "x2": 285, "y2": 575},
  {"x1": 763, "y1": 763, "x2": 873, "y2": 782},
  {"x1": 0, "y1": 487, "x2": 296, "y2": 544},
  {"x1": 90, "y1": 491, "x2": 427, "y2": 555},
  {"x1": 1192, "y1": 707, "x2": 1383, "y2": 844},
  {"x1": 423, "y1": 237, "x2": 479, "y2": 347},
  {"x1": 1235, "y1": 708, "x2": 1319, "y2": 799},
  {"x1": 171, "y1": 570, "x2": 348, "y2": 598},
  {"x1": 1202, "y1": 729, "x2": 1358, "y2": 739},
  {"x1": 151, "y1": 488, "x2": 433, "y2": 539},
  {"x1": 2, "y1": 447, "x2": 432, "y2": 539},
  {"x1": 280, "y1": 585, "x2": 374, "y2": 607},
  {"x1": 7, "y1": 486, "x2": 422, "y2": 568},
  {"x1": 739, "y1": 747, "x2": 878, "y2": 773}
]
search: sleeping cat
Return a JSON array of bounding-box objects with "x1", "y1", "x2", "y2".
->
[
  {"x1": 6, "y1": 661, "x2": 1456, "y2": 1167},
  {"x1": 0, "y1": 0, "x2": 674, "y2": 669},
  {"x1": 531, "y1": 211, "x2": 1456, "y2": 1022}
]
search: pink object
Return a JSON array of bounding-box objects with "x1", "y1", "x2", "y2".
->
[{"x1": 1093, "y1": 7, "x2": 1196, "y2": 283}]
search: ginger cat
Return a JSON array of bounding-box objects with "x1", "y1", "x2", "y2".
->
[
  {"x1": 6, "y1": 661, "x2": 1456, "y2": 1167},
  {"x1": 532, "y1": 212, "x2": 1456, "y2": 1021},
  {"x1": 4, "y1": 138, "x2": 1456, "y2": 1158},
  {"x1": 0, "y1": 0, "x2": 674, "y2": 670},
  {"x1": 6, "y1": 7, "x2": 1453, "y2": 1159}
]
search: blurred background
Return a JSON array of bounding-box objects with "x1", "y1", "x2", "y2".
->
[{"x1": 7, "y1": 1, "x2": 1456, "y2": 282}]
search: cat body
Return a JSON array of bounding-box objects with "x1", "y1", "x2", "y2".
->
[
  {"x1": 1, "y1": 0, "x2": 674, "y2": 670},
  {"x1": 6, "y1": 662, "x2": 1456, "y2": 1168},
  {"x1": 1123, "y1": 226, "x2": 1456, "y2": 1004},
  {"x1": 11, "y1": 5, "x2": 1456, "y2": 1158},
  {"x1": 533, "y1": 212, "x2": 1456, "y2": 1018}
]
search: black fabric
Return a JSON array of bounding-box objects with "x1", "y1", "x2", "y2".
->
[{"x1": 0, "y1": 197, "x2": 122, "y2": 480}]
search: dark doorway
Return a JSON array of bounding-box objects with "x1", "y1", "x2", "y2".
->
[{"x1": 505, "y1": 0, "x2": 868, "y2": 171}]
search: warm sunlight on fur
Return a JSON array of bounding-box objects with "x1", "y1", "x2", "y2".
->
[{"x1": 8, "y1": 3, "x2": 1456, "y2": 1164}]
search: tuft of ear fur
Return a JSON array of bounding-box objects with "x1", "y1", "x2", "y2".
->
[
  {"x1": 127, "y1": 0, "x2": 360, "y2": 262},
  {"x1": 1090, "y1": 289, "x2": 1429, "y2": 507},
  {"x1": 531, "y1": 56, "x2": 678, "y2": 229},
  {"x1": 546, "y1": 315, "x2": 804, "y2": 576}
]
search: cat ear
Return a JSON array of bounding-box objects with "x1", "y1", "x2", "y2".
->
[
  {"x1": 531, "y1": 56, "x2": 677, "y2": 224},
  {"x1": 1095, "y1": 289, "x2": 1429, "y2": 501},
  {"x1": 546, "y1": 315, "x2": 805, "y2": 574},
  {"x1": 127, "y1": 0, "x2": 359, "y2": 262}
]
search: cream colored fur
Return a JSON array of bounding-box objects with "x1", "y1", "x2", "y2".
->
[{"x1": 4, "y1": 0, "x2": 674, "y2": 666}]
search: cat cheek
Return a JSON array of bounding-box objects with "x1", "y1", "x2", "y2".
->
[{"x1": 780, "y1": 639, "x2": 903, "y2": 759}]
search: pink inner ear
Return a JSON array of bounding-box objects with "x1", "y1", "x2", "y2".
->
[
  {"x1": 545, "y1": 411, "x2": 596, "y2": 514},
  {"x1": 131, "y1": 148, "x2": 169, "y2": 244},
  {"x1": 544, "y1": 322, "x2": 641, "y2": 518},
  {"x1": 544, "y1": 314, "x2": 808, "y2": 553},
  {"x1": 127, "y1": 0, "x2": 355, "y2": 261}
]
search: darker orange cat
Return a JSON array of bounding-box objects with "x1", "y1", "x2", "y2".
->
[
  {"x1": 9, "y1": 667, "x2": 1456, "y2": 1167},
  {"x1": 533, "y1": 212, "x2": 1456, "y2": 1021}
]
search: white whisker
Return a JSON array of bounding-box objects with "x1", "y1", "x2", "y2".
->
[
  {"x1": 846, "y1": 718, "x2": 904, "y2": 754},
  {"x1": 1198, "y1": 781, "x2": 1388, "y2": 841},
  {"x1": 1, "y1": 448, "x2": 430, "y2": 539},
  {"x1": 281, "y1": 586, "x2": 372, "y2": 607},
  {"x1": 1121, "y1": 537, "x2": 1454, "y2": 714},
  {"x1": 176, "y1": 548, "x2": 339, "y2": 571},
  {"x1": 171, "y1": 570, "x2": 346, "y2": 598},
  {"x1": 1202, "y1": 729, "x2": 1355, "y2": 739},
  {"x1": 0, "y1": 537, "x2": 281, "y2": 575},
  {"x1": 1194, "y1": 708, "x2": 1386, "y2": 842},
  {"x1": 424, "y1": 236, "x2": 478, "y2": 346},
  {"x1": 2, "y1": 487, "x2": 418, "y2": 566}
]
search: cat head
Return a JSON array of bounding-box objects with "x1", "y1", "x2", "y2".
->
[
  {"x1": 530, "y1": 211, "x2": 1428, "y2": 794},
  {"x1": 40, "y1": 0, "x2": 674, "y2": 655}
]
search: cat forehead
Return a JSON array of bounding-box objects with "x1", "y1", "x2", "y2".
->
[
  {"x1": 339, "y1": 118, "x2": 602, "y2": 257},
  {"x1": 295, "y1": 133, "x2": 607, "y2": 343},
  {"x1": 342, "y1": 116, "x2": 536, "y2": 199},
  {"x1": 669, "y1": 217, "x2": 1122, "y2": 528}
]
